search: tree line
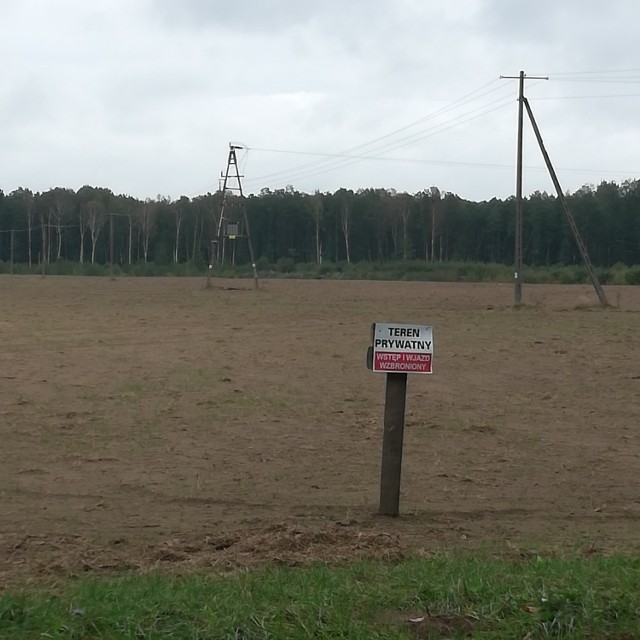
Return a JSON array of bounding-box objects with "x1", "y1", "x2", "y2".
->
[{"x1": 1, "y1": 180, "x2": 639, "y2": 270}]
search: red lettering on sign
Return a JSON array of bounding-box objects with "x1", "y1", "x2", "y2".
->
[{"x1": 373, "y1": 351, "x2": 432, "y2": 373}]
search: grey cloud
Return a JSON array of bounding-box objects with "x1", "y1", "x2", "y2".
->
[
  {"x1": 479, "y1": 0, "x2": 639, "y2": 68},
  {"x1": 150, "y1": 0, "x2": 352, "y2": 31},
  {"x1": 2, "y1": 0, "x2": 639, "y2": 201}
]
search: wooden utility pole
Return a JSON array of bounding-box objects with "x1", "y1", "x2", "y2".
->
[
  {"x1": 431, "y1": 201, "x2": 437, "y2": 263},
  {"x1": 10, "y1": 230, "x2": 14, "y2": 274},
  {"x1": 206, "y1": 239, "x2": 215, "y2": 288},
  {"x1": 501, "y1": 71, "x2": 548, "y2": 304},
  {"x1": 523, "y1": 98, "x2": 609, "y2": 307},
  {"x1": 41, "y1": 214, "x2": 46, "y2": 277},
  {"x1": 109, "y1": 213, "x2": 115, "y2": 276},
  {"x1": 514, "y1": 71, "x2": 524, "y2": 303}
]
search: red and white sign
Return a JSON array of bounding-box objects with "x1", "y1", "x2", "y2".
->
[{"x1": 372, "y1": 322, "x2": 433, "y2": 374}]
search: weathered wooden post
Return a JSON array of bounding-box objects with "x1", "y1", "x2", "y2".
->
[
  {"x1": 10, "y1": 229, "x2": 15, "y2": 274},
  {"x1": 367, "y1": 322, "x2": 433, "y2": 517},
  {"x1": 379, "y1": 372, "x2": 408, "y2": 516}
]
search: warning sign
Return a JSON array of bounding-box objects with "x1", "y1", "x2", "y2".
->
[{"x1": 372, "y1": 323, "x2": 433, "y2": 374}]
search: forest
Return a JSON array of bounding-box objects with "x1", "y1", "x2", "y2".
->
[{"x1": 0, "y1": 181, "x2": 639, "y2": 278}]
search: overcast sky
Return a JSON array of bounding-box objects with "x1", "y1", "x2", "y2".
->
[{"x1": 2, "y1": 0, "x2": 640, "y2": 202}]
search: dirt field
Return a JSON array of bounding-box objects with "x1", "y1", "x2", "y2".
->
[{"x1": 1, "y1": 276, "x2": 639, "y2": 583}]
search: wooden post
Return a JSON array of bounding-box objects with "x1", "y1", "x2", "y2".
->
[
  {"x1": 378, "y1": 372, "x2": 408, "y2": 517},
  {"x1": 41, "y1": 214, "x2": 46, "y2": 277},
  {"x1": 242, "y1": 206, "x2": 259, "y2": 289},
  {"x1": 514, "y1": 70, "x2": 524, "y2": 304},
  {"x1": 501, "y1": 71, "x2": 548, "y2": 302},
  {"x1": 10, "y1": 229, "x2": 14, "y2": 274},
  {"x1": 206, "y1": 240, "x2": 214, "y2": 288},
  {"x1": 109, "y1": 213, "x2": 114, "y2": 275}
]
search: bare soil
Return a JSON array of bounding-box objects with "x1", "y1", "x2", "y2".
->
[{"x1": 1, "y1": 276, "x2": 639, "y2": 583}]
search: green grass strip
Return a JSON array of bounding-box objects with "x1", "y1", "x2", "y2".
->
[{"x1": 2, "y1": 555, "x2": 639, "y2": 639}]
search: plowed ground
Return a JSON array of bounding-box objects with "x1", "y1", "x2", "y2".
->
[{"x1": 1, "y1": 276, "x2": 639, "y2": 583}]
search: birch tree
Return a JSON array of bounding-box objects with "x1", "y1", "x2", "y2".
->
[
  {"x1": 17, "y1": 189, "x2": 36, "y2": 267},
  {"x1": 86, "y1": 200, "x2": 106, "y2": 264},
  {"x1": 310, "y1": 191, "x2": 324, "y2": 264},
  {"x1": 51, "y1": 188, "x2": 74, "y2": 261},
  {"x1": 138, "y1": 200, "x2": 156, "y2": 263}
]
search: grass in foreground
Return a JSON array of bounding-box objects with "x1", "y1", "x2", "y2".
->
[{"x1": 2, "y1": 555, "x2": 639, "y2": 639}]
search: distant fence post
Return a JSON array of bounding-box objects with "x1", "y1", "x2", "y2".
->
[{"x1": 10, "y1": 230, "x2": 15, "y2": 274}]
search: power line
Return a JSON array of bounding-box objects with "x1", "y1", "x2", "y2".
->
[
  {"x1": 245, "y1": 78, "x2": 556, "y2": 191},
  {"x1": 550, "y1": 78, "x2": 640, "y2": 84},
  {"x1": 244, "y1": 93, "x2": 517, "y2": 190},
  {"x1": 230, "y1": 147, "x2": 640, "y2": 178},
  {"x1": 245, "y1": 78, "x2": 512, "y2": 187},
  {"x1": 532, "y1": 93, "x2": 640, "y2": 100},
  {"x1": 193, "y1": 77, "x2": 556, "y2": 196},
  {"x1": 546, "y1": 68, "x2": 640, "y2": 76},
  {"x1": 0, "y1": 226, "x2": 45, "y2": 233}
]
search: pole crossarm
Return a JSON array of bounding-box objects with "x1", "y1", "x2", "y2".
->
[{"x1": 499, "y1": 74, "x2": 549, "y2": 81}]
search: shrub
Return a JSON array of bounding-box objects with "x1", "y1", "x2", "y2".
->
[
  {"x1": 625, "y1": 266, "x2": 640, "y2": 285},
  {"x1": 82, "y1": 262, "x2": 105, "y2": 276},
  {"x1": 256, "y1": 256, "x2": 272, "y2": 272},
  {"x1": 317, "y1": 263, "x2": 335, "y2": 277},
  {"x1": 131, "y1": 262, "x2": 161, "y2": 277},
  {"x1": 168, "y1": 262, "x2": 204, "y2": 277},
  {"x1": 49, "y1": 259, "x2": 76, "y2": 276},
  {"x1": 275, "y1": 257, "x2": 295, "y2": 273},
  {"x1": 556, "y1": 266, "x2": 587, "y2": 284},
  {"x1": 596, "y1": 268, "x2": 612, "y2": 285}
]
